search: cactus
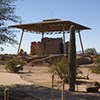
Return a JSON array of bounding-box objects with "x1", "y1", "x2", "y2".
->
[{"x1": 68, "y1": 25, "x2": 76, "y2": 91}]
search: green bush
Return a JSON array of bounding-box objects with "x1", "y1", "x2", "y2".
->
[
  {"x1": 92, "y1": 65, "x2": 100, "y2": 74},
  {"x1": 49, "y1": 56, "x2": 82, "y2": 82},
  {"x1": 85, "y1": 48, "x2": 97, "y2": 55},
  {"x1": 5, "y1": 57, "x2": 25, "y2": 73},
  {"x1": 49, "y1": 56, "x2": 68, "y2": 81},
  {"x1": 92, "y1": 57, "x2": 100, "y2": 74}
]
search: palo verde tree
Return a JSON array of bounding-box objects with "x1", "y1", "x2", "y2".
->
[
  {"x1": 68, "y1": 25, "x2": 76, "y2": 91},
  {"x1": 0, "y1": 0, "x2": 21, "y2": 50}
]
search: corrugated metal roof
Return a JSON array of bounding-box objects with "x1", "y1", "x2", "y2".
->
[{"x1": 9, "y1": 19, "x2": 91, "y2": 33}]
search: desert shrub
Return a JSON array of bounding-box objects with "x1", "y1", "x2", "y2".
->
[
  {"x1": 92, "y1": 57, "x2": 100, "y2": 74},
  {"x1": 92, "y1": 65, "x2": 100, "y2": 74},
  {"x1": 49, "y1": 56, "x2": 68, "y2": 81},
  {"x1": 49, "y1": 56, "x2": 82, "y2": 82},
  {"x1": 0, "y1": 54, "x2": 17, "y2": 65},
  {"x1": 5, "y1": 57, "x2": 25, "y2": 73},
  {"x1": 85, "y1": 48, "x2": 97, "y2": 55}
]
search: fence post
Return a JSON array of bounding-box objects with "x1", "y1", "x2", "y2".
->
[
  {"x1": 61, "y1": 79, "x2": 65, "y2": 100},
  {"x1": 76, "y1": 81, "x2": 78, "y2": 91},
  {"x1": 51, "y1": 74, "x2": 54, "y2": 100},
  {"x1": 4, "y1": 88, "x2": 9, "y2": 100}
]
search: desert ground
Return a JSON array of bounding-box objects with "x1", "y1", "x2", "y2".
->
[{"x1": 0, "y1": 64, "x2": 100, "y2": 100}]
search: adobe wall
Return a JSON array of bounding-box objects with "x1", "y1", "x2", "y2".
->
[
  {"x1": 30, "y1": 38, "x2": 69, "y2": 56},
  {"x1": 42, "y1": 38, "x2": 62, "y2": 55},
  {"x1": 30, "y1": 42, "x2": 38, "y2": 55}
]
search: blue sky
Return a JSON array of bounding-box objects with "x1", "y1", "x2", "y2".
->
[{"x1": 2, "y1": 0, "x2": 100, "y2": 54}]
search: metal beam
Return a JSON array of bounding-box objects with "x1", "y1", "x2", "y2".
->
[
  {"x1": 78, "y1": 30, "x2": 84, "y2": 55},
  {"x1": 17, "y1": 29, "x2": 24, "y2": 54},
  {"x1": 63, "y1": 30, "x2": 66, "y2": 54},
  {"x1": 42, "y1": 32, "x2": 44, "y2": 39}
]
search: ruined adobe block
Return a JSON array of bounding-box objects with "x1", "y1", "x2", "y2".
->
[
  {"x1": 30, "y1": 38, "x2": 69, "y2": 55},
  {"x1": 30, "y1": 42, "x2": 38, "y2": 55}
]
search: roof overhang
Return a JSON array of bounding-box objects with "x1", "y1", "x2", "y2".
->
[{"x1": 9, "y1": 19, "x2": 91, "y2": 33}]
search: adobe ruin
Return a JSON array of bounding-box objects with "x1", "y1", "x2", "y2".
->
[{"x1": 31, "y1": 38, "x2": 69, "y2": 56}]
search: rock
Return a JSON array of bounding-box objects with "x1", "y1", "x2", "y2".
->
[
  {"x1": 77, "y1": 55, "x2": 93, "y2": 65},
  {"x1": 86, "y1": 86, "x2": 99, "y2": 92},
  {"x1": 86, "y1": 81, "x2": 100, "y2": 92}
]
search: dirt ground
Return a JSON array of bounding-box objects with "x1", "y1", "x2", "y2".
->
[
  {"x1": 19, "y1": 64, "x2": 100, "y2": 91},
  {"x1": 1, "y1": 64, "x2": 100, "y2": 100}
]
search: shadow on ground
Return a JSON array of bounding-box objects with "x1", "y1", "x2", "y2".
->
[{"x1": 0, "y1": 84, "x2": 100, "y2": 100}]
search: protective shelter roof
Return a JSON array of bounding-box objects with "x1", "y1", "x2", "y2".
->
[{"x1": 9, "y1": 19, "x2": 91, "y2": 33}]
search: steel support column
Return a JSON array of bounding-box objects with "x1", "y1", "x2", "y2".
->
[
  {"x1": 63, "y1": 30, "x2": 66, "y2": 54},
  {"x1": 78, "y1": 30, "x2": 84, "y2": 55},
  {"x1": 17, "y1": 29, "x2": 24, "y2": 54},
  {"x1": 42, "y1": 32, "x2": 44, "y2": 39}
]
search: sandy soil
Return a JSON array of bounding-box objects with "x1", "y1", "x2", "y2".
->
[
  {"x1": 19, "y1": 64, "x2": 100, "y2": 91},
  {"x1": 0, "y1": 65, "x2": 32, "y2": 86},
  {"x1": 1, "y1": 64, "x2": 100, "y2": 100},
  {"x1": 0, "y1": 73, "x2": 32, "y2": 85}
]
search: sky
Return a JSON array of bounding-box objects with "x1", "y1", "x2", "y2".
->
[{"x1": 1, "y1": 0, "x2": 100, "y2": 54}]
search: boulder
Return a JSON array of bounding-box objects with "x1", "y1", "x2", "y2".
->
[
  {"x1": 86, "y1": 81, "x2": 100, "y2": 92},
  {"x1": 86, "y1": 86, "x2": 99, "y2": 92}
]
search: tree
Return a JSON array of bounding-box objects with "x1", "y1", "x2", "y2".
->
[
  {"x1": 5, "y1": 57, "x2": 24, "y2": 73},
  {"x1": 49, "y1": 56, "x2": 68, "y2": 81},
  {"x1": 0, "y1": 0, "x2": 21, "y2": 49},
  {"x1": 68, "y1": 25, "x2": 76, "y2": 91},
  {"x1": 85, "y1": 48, "x2": 97, "y2": 55},
  {"x1": 49, "y1": 56, "x2": 82, "y2": 82}
]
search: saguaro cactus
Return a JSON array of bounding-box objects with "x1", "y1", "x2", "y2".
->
[{"x1": 68, "y1": 25, "x2": 76, "y2": 91}]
